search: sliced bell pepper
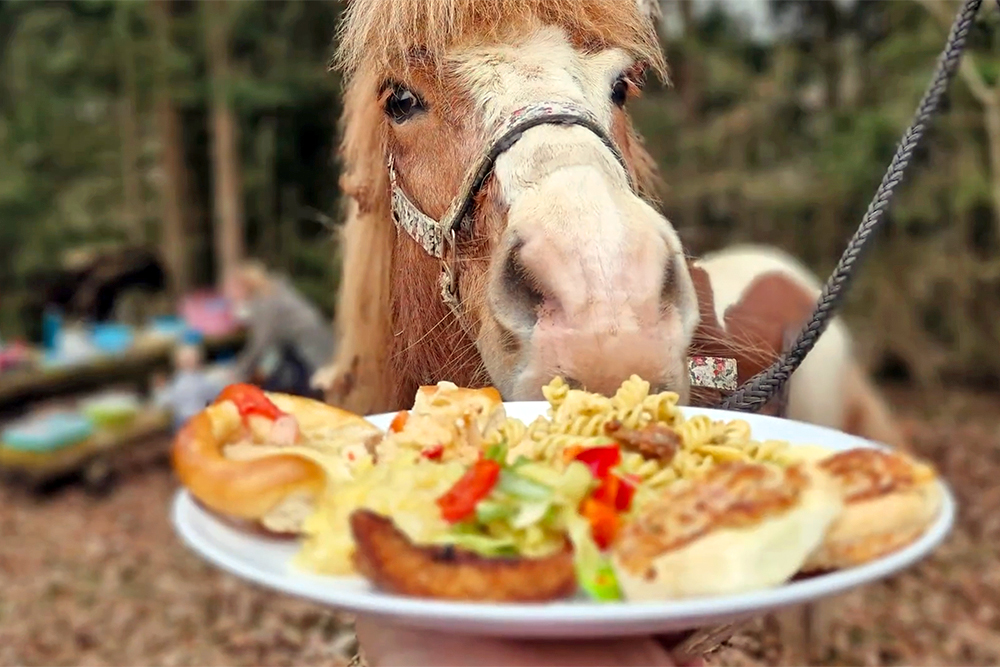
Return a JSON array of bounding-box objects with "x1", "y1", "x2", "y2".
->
[
  {"x1": 614, "y1": 473, "x2": 640, "y2": 511},
  {"x1": 573, "y1": 443, "x2": 621, "y2": 480},
  {"x1": 437, "y1": 458, "x2": 502, "y2": 523},
  {"x1": 422, "y1": 444, "x2": 444, "y2": 460},
  {"x1": 581, "y1": 497, "x2": 620, "y2": 550},
  {"x1": 216, "y1": 383, "x2": 286, "y2": 422},
  {"x1": 593, "y1": 472, "x2": 640, "y2": 511},
  {"x1": 388, "y1": 410, "x2": 409, "y2": 433}
]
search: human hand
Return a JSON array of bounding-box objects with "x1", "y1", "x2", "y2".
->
[{"x1": 354, "y1": 617, "x2": 707, "y2": 667}]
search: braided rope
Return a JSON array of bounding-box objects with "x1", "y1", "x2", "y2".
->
[{"x1": 721, "y1": 0, "x2": 985, "y2": 412}]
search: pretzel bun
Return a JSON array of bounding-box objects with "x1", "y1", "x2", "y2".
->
[
  {"x1": 611, "y1": 462, "x2": 842, "y2": 600},
  {"x1": 172, "y1": 392, "x2": 383, "y2": 534},
  {"x1": 802, "y1": 448, "x2": 942, "y2": 572}
]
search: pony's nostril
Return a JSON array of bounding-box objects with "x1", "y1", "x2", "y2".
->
[
  {"x1": 660, "y1": 254, "x2": 678, "y2": 308},
  {"x1": 563, "y1": 377, "x2": 585, "y2": 391},
  {"x1": 498, "y1": 235, "x2": 544, "y2": 330}
]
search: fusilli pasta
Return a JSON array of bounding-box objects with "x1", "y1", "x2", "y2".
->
[{"x1": 487, "y1": 375, "x2": 798, "y2": 503}]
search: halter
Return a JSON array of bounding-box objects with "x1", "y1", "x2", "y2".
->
[
  {"x1": 388, "y1": 101, "x2": 632, "y2": 313},
  {"x1": 387, "y1": 100, "x2": 738, "y2": 393}
]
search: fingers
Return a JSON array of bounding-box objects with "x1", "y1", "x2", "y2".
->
[{"x1": 355, "y1": 617, "x2": 680, "y2": 667}]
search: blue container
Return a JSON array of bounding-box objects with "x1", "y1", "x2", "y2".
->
[
  {"x1": 2, "y1": 412, "x2": 95, "y2": 453},
  {"x1": 90, "y1": 323, "x2": 135, "y2": 354},
  {"x1": 181, "y1": 328, "x2": 205, "y2": 346},
  {"x1": 42, "y1": 308, "x2": 63, "y2": 351}
]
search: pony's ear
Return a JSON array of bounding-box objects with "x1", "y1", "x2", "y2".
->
[{"x1": 635, "y1": 0, "x2": 661, "y2": 22}]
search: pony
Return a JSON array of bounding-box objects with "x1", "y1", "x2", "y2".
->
[
  {"x1": 318, "y1": 0, "x2": 904, "y2": 454},
  {"x1": 315, "y1": 1, "x2": 908, "y2": 659}
]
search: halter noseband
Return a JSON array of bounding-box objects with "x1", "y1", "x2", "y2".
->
[
  {"x1": 386, "y1": 100, "x2": 738, "y2": 393},
  {"x1": 388, "y1": 101, "x2": 632, "y2": 313}
]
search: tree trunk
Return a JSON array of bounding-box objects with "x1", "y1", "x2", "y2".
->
[
  {"x1": 151, "y1": 0, "x2": 190, "y2": 297},
  {"x1": 255, "y1": 115, "x2": 279, "y2": 265},
  {"x1": 115, "y1": 4, "x2": 143, "y2": 244},
  {"x1": 204, "y1": 0, "x2": 245, "y2": 285},
  {"x1": 678, "y1": 0, "x2": 700, "y2": 120}
]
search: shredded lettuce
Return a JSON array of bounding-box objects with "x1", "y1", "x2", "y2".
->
[
  {"x1": 566, "y1": 511, "x2": 622, "y2": 602},
  {"x1": 497, "y1": 469, "x2": 553, "y2": 501},
  {"x1": 511, "y1": 499, "x2": 552, "y2": 529},
  {"x1": 442, "y1": 447, "x2": 616, "y2": 583},
  {"x1": 444, "y1": 531, "x2": 519, "y2": 556},
  {"x1": 475, "y1": 499, "x2": 517, "y2": 523}
]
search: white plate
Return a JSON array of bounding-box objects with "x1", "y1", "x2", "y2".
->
[{"x1": 171, "y1": 403, "x2": 956, "y2": 639}]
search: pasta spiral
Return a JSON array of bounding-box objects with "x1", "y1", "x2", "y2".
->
[{"x1": 487, "y1": 376, "x2": 799, "y2": 505}]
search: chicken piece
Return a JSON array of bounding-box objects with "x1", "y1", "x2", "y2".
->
[{"x1": 350, "y1": 510, "x2": 577, "y2": 602}]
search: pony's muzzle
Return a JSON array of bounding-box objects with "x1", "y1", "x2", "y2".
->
[{"x1": 488, "y1": 209, "x2": 694, "y2": 399}]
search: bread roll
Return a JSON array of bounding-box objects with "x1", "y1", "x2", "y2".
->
[
  {"x1": 802, "y1": 448, "x2": 942, "y2": 572},
  {"x1": 172, "y1": 392, "x2": 383, "y2": 535},
  {"x1": 612, "y1": 462, "x2": 843, "y2": 600}
]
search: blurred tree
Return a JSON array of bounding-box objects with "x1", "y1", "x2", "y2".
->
[
  {"x1": 151, "y1": 0, "x2": 191, "y2": 297},
  {"x1": 918, "y1": 0, "x2": 1000, "y2": 232},
  {"x1": 114, "y1": 2, "x2": 143, "y2": 244},
  {"x1": 0, "y1": 0, "x2": 996, "y2": 387},
  {"x1": 204, "y1": 0, "x2": 245, "y2": 286}
]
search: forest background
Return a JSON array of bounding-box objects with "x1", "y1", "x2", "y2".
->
[{"x1": 2, "y1": 0, "x2": 999, "y2": 391}]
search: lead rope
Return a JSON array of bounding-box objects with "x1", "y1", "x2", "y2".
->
[{"x1": 721, "y1": 0, "x2": 985, "y2": 413}]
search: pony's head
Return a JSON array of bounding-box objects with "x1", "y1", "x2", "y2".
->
[{"x1": 331, "y1": 0, "x2": 701, "y2": 410}]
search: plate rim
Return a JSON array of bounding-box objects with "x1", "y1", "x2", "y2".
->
[{"x1": 170, "y1": 401, "x2": 957, "y2": 630}]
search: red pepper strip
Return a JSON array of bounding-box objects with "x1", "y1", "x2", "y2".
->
[
  {"x1": 581, "y1": 497, "x2": 620, "y2": 550},
  {"x1": 612, "y1": 473, "x2": 640, "y2": 511},
  {"x1": 422, "y1": 444, "x2": 444, "y2": 460},
  {"x1": 574, "y1": 444, "x2": 621, "y2": 480},
  {"x1": 436, "y1": 459, "x2": 501, "y2": 523},
  {"x1": 216, "y1": 383, "x2": 286, "y2": 422},
  {"x1": 592, "y1": 473, "x2": 620, "y2": 507},
  {"x1": 389, "y1": 410, "x2": 409, "y2": 433}
]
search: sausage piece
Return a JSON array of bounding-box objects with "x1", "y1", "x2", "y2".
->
[{"x1": 604, "y1": 420, "x2": 680, "y2": 464}]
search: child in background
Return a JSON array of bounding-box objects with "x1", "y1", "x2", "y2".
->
[{"x1": 154, "y1": 342, "x2": 226, "y2": 432}]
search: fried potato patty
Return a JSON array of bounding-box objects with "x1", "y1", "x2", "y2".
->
[{"x1": 349, "y1": 510, "x2": 577, "y2": 602}]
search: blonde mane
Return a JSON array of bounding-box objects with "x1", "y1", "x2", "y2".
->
[
  {"x1": 335, "y1": 0, "x2": 667, "y2": 80},
  {"x1": 320, "y1": 0, "x2": 667, "y2": 414}
]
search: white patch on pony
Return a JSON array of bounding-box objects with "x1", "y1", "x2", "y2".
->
[
  {"x1": 452, "y1": 27, "x2": 633, "y2": 196},
  {"x1": 695, "y1": 244, "x2": 853, "y2": 430},
  {"x1": 453, "y1": 26, "x2": 627, "y2": 129}
]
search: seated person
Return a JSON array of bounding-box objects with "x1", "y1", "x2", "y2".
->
[{"x1": 154, "y1": 343, "x2": 226, "y2": 431}]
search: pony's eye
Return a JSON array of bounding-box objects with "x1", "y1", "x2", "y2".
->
[
  {"x1": 385, "y1": 86, "x2": 424, "y2": 123},
  {"x1": 611, "y1": 76, "x2": 629, "y2": 107}
]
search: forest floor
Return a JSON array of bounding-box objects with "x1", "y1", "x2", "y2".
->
[{"x1": 1, "y1": 385, "x2": 997, "y2": 667}]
